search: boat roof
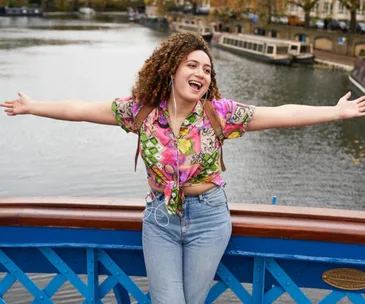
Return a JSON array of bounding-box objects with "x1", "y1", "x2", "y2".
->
[
  {"x1": 218, "y1": 33, "x2": 311, "y2": 46},
  {"x1": 237, "y1": 34, "x2": 311, "y2": 46},
  {"x1": 222, "y1": 34, "x2": 290, "y2": 47}
]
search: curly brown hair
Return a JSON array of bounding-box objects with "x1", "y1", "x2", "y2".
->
[{"x1": 132, "y1": 32, "x2": 221, "y2": 106}]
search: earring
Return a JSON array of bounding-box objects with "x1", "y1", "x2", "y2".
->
[{"x1": 169, "y1": 76, "x2": 173, "y2": 87}]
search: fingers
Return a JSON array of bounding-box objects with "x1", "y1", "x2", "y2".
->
[
  {"x1": 4, "y1": 108, "x2": 15, "y2": 116},
  {"x1": 1, "y1": 101, "x2": 16, "y2": 116},
  {"x1": 0, "y1": 101, "x2": 12, "y2": 107},
  {"x1": 18, "y1": 92, "x2": 29, "y2": 99},
  {"x1": 342, "y1": 91, "x2": 351, "y2": 100},
  {"x1": 356, "y1": 95, "x2": 365, "y2": 104},
  {"x1": 0, "y1": 100, "x2": 17, "y2": 107}
]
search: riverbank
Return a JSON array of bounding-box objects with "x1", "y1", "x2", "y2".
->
[
  {"x1": 313, "y1": 49, "x2": 355, "y2": 71},
  {"x1": 44, "y1": 11, "x2": 128, "y2": 16},
  {"x1": 37, "y1": 13, "x2": 357, "y2": 72}
]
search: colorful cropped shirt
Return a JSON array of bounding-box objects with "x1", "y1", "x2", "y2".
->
[{"x1": 112, "y1": 98, "x2": 255, "y2": 216}]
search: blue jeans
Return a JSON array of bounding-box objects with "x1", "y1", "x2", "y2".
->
[{"x1": 142, "y1": 186, "x2": 232, "y2": 304}]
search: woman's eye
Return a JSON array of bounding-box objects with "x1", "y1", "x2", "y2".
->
[
  {"x1": 188, "y1": 64, "x2": 196, "y2": 68},
  {"x1": 205, "y1": 69, "x2": 211, "y2": 74}
]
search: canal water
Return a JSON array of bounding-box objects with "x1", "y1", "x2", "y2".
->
[{"x1": 0, "y1": 17, "x2": 364, "y2": 303}]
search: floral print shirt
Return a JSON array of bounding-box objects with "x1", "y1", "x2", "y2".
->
[{"x1": 112, "y1": 98, "x2": 255, "y2": 216}]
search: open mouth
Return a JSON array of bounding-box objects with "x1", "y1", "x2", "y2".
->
[{"x1": 188, "y1": 80, "x2": 203, "y2": 91}]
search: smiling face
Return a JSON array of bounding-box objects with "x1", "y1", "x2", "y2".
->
[{"x1": 171, "y1": 50, "x2": 212, "y2": 104}]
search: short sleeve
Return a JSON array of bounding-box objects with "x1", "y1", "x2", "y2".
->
[
  {"x1": 212, "y1": 98, "x2": 255, "y2": 140},
  {"x1": 112, "y1": 97, "x2": 140, "y2": 134}
]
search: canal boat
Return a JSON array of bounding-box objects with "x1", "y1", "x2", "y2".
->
[
  {"x1": 139, "y1": 15, "x2": 169, "y2": 32},
  {"x1": 349, "y1": 57, "x2": 365, "y2": 97},
  {"x1": 78, "y1": 7, "x2": 96, "y2": 17},
  {"x1": 287, "y1": 40, "x2": 314, "y2": 63},
  {"x1": 0, "y1": 6, "x2": 43, "y2": 17},
  {"x1": 171, "y1": 21, "x2": 213, "y2": 42},
  {"x1": 212, "y1": 32, "x2": 293, "y2": 65},
  {"x1": 246, "y1": 35, "x2": 315, "y2": 64}
]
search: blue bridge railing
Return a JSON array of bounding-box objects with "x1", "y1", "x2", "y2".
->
[{"x1": 0, "y1": 197, "x2": 365, "y2": 303}]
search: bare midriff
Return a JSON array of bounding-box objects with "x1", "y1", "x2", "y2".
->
[{"x1": 148, "y1": 180, "x2": 217, "y2": 196}]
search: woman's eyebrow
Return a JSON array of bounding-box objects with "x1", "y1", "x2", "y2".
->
[{"x1": 186, "y1": 59, "x2": 211, "y2": 68}]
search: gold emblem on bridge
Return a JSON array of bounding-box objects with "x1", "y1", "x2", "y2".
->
[{"x1": 322, "y1": 268, "x2": 365, "y2": 290}]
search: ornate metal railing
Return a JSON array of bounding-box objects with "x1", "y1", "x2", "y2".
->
[{"x1": 0, "y1": 197, "x2": 365, "y2": 303}]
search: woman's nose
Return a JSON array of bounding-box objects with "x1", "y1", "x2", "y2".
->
[{"x1": 195, "y1": 68, "x2": 204, "y2": 78}]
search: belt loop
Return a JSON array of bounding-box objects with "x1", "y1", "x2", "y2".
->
[{"x1": 198, "y1": 194, "x2": 204, "y2": 203}]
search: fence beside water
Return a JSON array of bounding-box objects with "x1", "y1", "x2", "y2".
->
[{"x1": 0, "y1": 197, "x2": 365, "y2": 303}]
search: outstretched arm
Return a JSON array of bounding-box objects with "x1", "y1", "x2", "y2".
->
[
  {"x1": 247, "y1": 92, "x2": 365, "y2": 131},
  {"x1": 0, "y1": 92, "x2": 118, "y2": 125}
]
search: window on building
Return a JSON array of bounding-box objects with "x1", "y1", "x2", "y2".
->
[
  {"x1": 338, "y1": 3, "x2": 343, "y2": 13},
  {"x1": 338, "y1": 3, "x2": 347, "y2": 13},
  {"x1": 359, "y1": 1, "x2": 364, "y2": 15},
  {"x1": 311, "y1": 3, "x2": 319, "y2": 12},
  {"x1": 323, "y1": 1, "x2": 329, "y2": 14}
]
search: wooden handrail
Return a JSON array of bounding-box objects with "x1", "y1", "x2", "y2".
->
[{"x1": 0, "y1": 197, "x2": 365, "y2": 244}]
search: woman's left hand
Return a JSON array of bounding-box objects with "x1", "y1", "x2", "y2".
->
[{"x1": 336, "y1": 92, "x2": 365, "y2": 119}]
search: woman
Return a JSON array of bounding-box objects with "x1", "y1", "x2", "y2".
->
[{"x1": 1, "y1": 32, "x2": 365, "y2": 304}]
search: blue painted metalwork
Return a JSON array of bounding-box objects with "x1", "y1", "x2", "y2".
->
[
  {"x1": 33, "y1": 274, "x2": 66, "y2": 304},
  {"x1": 265, "y1": 258, "x2": 312, "y2": 303},
  {"x1": 347, "y1": 293, "x2": 365, "y2": 303},
  {"x1": 1, "y1": 226, "x2": 365, "y2": 303},
  {"x1": 0, "y1": 274, "x2": 16, "y2": 297},
  {"x1": 214, "y1": 262, "x2": 252, "y2": 303},
  {"x1": 252, "y1": 257, "x2": 265, "y2": 303},
  {"x1": 205, "y1": 281, "x2": 228, "y2": 303},
  {"x1": 97, "y1": 250, "x2": 150, "y2": 303},
  {"x1": 86, "y1": 248, "x2": 100, "y2": 304},
  {"x1": 0, "y1": 249, "x2": 53, "y2": 303},
  {"x1": 39, "y1": 247, "x2": 88, "y2": 297}
]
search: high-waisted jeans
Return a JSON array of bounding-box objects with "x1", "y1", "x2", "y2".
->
[{"x1": 142, "y1": 186, "x2": 232, "y2": 304}]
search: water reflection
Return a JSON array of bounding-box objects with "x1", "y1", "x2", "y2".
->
[
  {"x1": 0, "y1": 17, "x2": 363, "y2": 303},
  {"x1": 0, "y1": 18, "x2": 364, "y2": 210},
  {"x1": 0, "y1": 38, "x2": 93, "y2": 49},
  {"x1": 338, "y1": 119, "x2": 365, "y2": 161},
  {"x1": 30, "y1": 25, "x2": 124, "y2": 30},
  {"x1": 0, "y1": 16, "x2": 129, "y2": 29},
  {"x1": 213, "y1": 48, "x2": 365, "y2": 163}
]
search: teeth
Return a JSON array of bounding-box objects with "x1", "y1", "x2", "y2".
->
[{"x1": 189, "y1": 81, "x2": 202, "y2": 89}]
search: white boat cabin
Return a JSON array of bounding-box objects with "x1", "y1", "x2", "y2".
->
[{"x1": 217, "y1": 34, "x2": 292, "y2": 65}]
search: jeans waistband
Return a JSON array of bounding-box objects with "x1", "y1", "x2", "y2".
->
[{"x1": 150, "y1": 185, "x2": 223, "y2": 199}]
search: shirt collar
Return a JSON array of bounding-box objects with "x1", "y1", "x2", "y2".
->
[{"x1": 159, "y1": 100, "x2": 204, "y2": 117}]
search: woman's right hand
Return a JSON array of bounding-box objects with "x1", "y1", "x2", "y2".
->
[{"x1": 0, "y1": 92, "x2": 31, "y2": 116}]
